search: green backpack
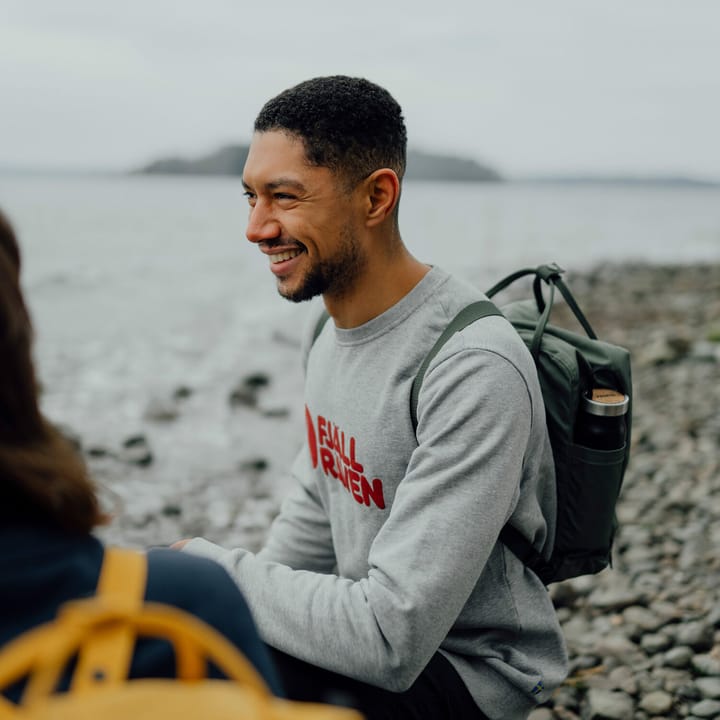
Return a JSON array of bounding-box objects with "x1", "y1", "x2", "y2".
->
[{"x1": 314, "y1": 263, "x2": 633, "y2": 585}]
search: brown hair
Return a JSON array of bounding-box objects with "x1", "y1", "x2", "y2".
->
[{"x1": 0, "y1": 209, "x2": 104, "y2": 533}]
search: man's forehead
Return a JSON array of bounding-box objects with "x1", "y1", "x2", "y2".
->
[
  {"x1": 247, "y1": 130, "x2": 305, "y2": 161},
  {"x1": 243, "y1": 131, "x2": 328, "y2": 188}
]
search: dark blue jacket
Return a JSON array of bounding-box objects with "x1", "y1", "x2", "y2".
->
[{"x1": 0, "y1": 524, "x2": 282, "y2": 701}]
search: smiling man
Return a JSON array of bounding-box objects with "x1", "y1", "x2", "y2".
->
[{"x1": 179, "y1": 76, "x2": 568, "y2": 719}]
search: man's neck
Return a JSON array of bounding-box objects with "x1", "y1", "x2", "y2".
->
[{"x1": 324, "y1": 249, "x2": 430, "y2": 329}]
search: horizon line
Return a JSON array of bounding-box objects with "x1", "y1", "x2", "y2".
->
[{"x1": 1, "y1": 163, "x2": 719, "y2": 187}]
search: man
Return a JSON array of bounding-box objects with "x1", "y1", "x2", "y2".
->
[{"x1": 178, "y1": 76, "x2": 568, "y2": 719}]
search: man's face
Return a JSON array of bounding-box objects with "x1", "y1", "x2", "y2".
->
[{"x1": 242, "y1": 131, "x2": 367, "y2": 303}]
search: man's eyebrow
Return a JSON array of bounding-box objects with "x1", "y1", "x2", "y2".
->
[{"x1": 242, "y1": 177, "x2": 307, "y2": 193}]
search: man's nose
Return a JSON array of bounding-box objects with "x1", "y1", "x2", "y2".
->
[{"x1": 246, "y1": 200, "x2": 281, "y2": 244}]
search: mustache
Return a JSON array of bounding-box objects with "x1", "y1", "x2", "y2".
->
[{"x1": 259, "y1": 238, "x2": 305, "y2": 251}]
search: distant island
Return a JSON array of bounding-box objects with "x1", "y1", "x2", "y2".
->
[
  {"x1": 517, "y1": 175, "x2": 720, "y2": 188},
  {"x1": 135, "y1": 144, "x2": 502, "y2": 182}
]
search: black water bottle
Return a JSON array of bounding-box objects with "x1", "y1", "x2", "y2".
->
[{"x1": 576, "y1": 388, "x2": 629, "y2": 451}]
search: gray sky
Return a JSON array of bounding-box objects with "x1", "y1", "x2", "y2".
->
[{"x1": 2, "y1": 0, "x2": 719, "y2": 179}]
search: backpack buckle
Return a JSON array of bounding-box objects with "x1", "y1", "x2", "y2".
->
[{"x1": 535, "y1": 263, "x2": 565, "y2": 284}]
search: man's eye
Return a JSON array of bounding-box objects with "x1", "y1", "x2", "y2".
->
[
  {"x1": 274, "y1": 193, "x2": 295, "y2": 201},
  {"x1": 243, "y1": 191, "x2": 256, "y2": 205}
]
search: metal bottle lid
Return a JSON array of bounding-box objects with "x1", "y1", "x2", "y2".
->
[{"x1": 582, "y1": 388, "x2": 630, "y2": 417}]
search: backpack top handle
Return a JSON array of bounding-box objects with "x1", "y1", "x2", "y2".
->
[{"x1": 487, "y1": 264, "x2": 598, "y2": 345}]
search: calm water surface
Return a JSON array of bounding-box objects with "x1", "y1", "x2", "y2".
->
[{"x1": 0, "y1": 172, "x2": 718, "y2": 483}]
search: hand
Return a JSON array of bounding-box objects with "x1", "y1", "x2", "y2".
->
[{"x1": 171, "y1": 538, "x2": 191, "y2": 550}]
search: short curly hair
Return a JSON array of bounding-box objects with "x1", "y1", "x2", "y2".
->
[{"x1": 254, "y1": 76, "x2": 407, "y2": 190}]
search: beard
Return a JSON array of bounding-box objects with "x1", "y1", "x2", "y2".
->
[{"x1": 279, "y1": 224, "x2": 367, "y2": 303}]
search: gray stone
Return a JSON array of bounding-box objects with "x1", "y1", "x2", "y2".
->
[
  {"x1": 607, "y1": 666, "x2": 638, "y2": 695},
  {"x1": 675, "y1": 621, "x2": 714, "y2": 651},
  {"x1": 707, "y1": 606, "x2": 720, "y2": 629},
  {"x1": 143, "y1": 396, "x2": 180, "y2": 422},
  {"x1": 583, "y1": 688, "x2": 634, "y2": 720},
  {"x1": 696, "y1": 677, "x2": 720, "y2": 699},
  {"x1": 664, "y1": 646, "x2": 694, "y2": 669},
  {"x1": 553, "y1": 685, "x2": 581, "y2": 711},
  {"x1": 528, "y1": 709, "x2": 553, "y2": 720},
  {"x1": 594, "y1": 635, "x2": 641, "y2": 660},
  {"x1": 691, "y1": 340, "x2": 720, "y2": 362},
  {"x1": 86, "y1": 445, "x2": 112, "y2": 458},
  {"x1": 690, "y1": 699, "x2": 720, "y2": 717},
  {"x1": 588, "y1": 587, "x2": 646, "y2": 612},
  {"x1": 172, "y1": 385, "x2": 193, "y2": 400},
  {"x1": 678, "y1": 524, "x2": 712, "y2": 570},
  {"x1": 119, "y1": 435, "x2": 153, "y2": 466},
  {"x1": 693, "y1": 654, "x2": 720, "y2": 677},
  {"x1": 637, "y1": 671, "x2": 667, "y2": 696},
  {"x1": 552, "y1": 580, "x2": 581, "y2": 608},
  {"x1": 640, "y1": 632, "x2": 673, "y2": 654},
  {"x1": 554, "y1": 709, "x2": 581, "y2": 720},
  {"x1": 652, "y1": 667, "x2": 693, "y2": 693},
  {"x1": 638, "y1": 690, "x2": 674, "y2": 715},
  {"x1": 678, "y1": 684, "x2": 704, "y2": 701},
  {"x1": 622, "y1": 606, "x2": 665, "y2": 632},
  {"x1": 262, "y1": 406, "x2": 290, "y2": 418},
  {"x1": 228, "y1": 373, "x2": 271, "y2": 408},
  {"x1": 637, "y1": 336, "x2": 678, "y2": 366},
  {"x1": 228, "y1": 385, "x2": 257, "y2": 408}
]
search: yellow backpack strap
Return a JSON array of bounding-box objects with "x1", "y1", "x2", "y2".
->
[{"x1": 71, "y1": 547, "x2": 147, "y2": 691}]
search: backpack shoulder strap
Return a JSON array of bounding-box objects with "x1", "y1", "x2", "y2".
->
[
  {"x1": 410, "y1": 300, "x2": 502, "y2": 431},
  {"x1": 97, "y1": 547, "x2": 147, "y2": 601},
  {"x1": 71, "y1": 548, "x2": 147, "y2": 690},
  {"x1": 409, "y1": 300, "x2": 556, "y2": 581},
  {"x1": 498, "y1": 525, "x2": 550, "y2": 583}
]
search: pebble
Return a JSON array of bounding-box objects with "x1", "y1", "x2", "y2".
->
[
  {"x1": 675, "y1": 621, "x2": 714, "y2": 652},
  {"x1": 693, "y1": 654, "x2": 720, "y2": 677},
  {"x1": 143, "y1": 396, "x2": 180, "y2": 422},
  {"x1": 664, "y1": 646, "x2": 694, "y2": 669},
  {"x1": 640, "y1": 633, "x2": 673, "y2": 654},
  {"x1": 696, "y1": 677, "x2": 720, "y2": 700},
  {"x1": 690, "y1": 699, "x2": 720, "y2": 718},
  {"x1": 584, "y1": 688, "x2": 634, "y2": 720},
  {"x1": 118, "y1": 434, "x2": 153, "y2": 466},
  {"x1": 639, "y1": 690, "x2": 674, "y2": 715}
]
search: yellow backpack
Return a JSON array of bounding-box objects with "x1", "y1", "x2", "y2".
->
[{"x1": 0, "y1": 547, "x2": 362, "y2": 720}]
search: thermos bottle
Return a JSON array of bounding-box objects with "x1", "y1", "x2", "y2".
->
[{"x1": 576, "y1": 388, "x2": 629, "y2": 451}]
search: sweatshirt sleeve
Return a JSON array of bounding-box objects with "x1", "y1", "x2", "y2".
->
[
  {"x1": 183, "y1": 345, "x2": 533, "y2": 692},
  {"x1": 144, "y1": 548, "x2": 283, "y2": 696}
]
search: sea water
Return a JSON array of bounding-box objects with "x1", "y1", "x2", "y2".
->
[{"x1": 1, "y1": 172, "x2": 718, "y2": 538}]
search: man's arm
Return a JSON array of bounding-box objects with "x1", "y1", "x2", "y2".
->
[{"x1": 182, "y1": 347, "x2": 536, "y2": 691}]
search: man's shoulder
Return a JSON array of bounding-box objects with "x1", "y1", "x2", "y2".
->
[{"x1": 426, "y1": 273, "x2": 537, "y2": 381}]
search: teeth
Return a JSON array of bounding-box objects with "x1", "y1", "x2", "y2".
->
[{"x1": 269, "y1": 249, "x2": 302, "y2": 264}]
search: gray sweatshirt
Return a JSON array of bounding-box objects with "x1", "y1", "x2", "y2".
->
[{"x1": 184, "y1": 266, "x2": 568, "y2": 719}]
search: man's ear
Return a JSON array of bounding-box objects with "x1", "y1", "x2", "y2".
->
[{"x1": 364, "y1": 169, "x2": 400, "y2": 227}]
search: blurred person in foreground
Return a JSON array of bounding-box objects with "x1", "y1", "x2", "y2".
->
[
  {"x1": 0, "y1": 208, "x2": 281, "y2": 701},
  {"x1": 176, "y1": 76, "x2": 568, "y2": 719}
]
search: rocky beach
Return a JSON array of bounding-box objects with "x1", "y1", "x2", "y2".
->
[{"x1": 74, "y1": 262, "x2": 720, "y2": 720}]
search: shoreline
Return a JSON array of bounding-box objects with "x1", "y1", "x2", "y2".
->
[{"x1": 80, "y1": 261, "x2": 719, "y2": 718}]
